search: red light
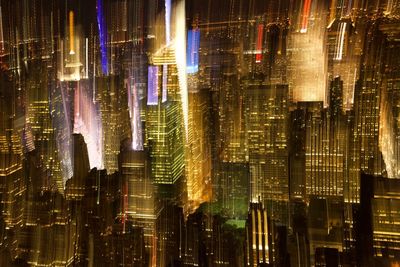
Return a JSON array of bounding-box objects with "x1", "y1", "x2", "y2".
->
[{"x1": 256, "y1": 24, "x2": 264, "y2": 63}]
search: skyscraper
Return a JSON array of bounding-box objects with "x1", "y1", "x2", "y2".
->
[
  {"x1": 242, "y1": 77, "x2": 289, "y2": 222},
  {"x1": 146, "y1": 47, "x2": 185, "y2": 188}
]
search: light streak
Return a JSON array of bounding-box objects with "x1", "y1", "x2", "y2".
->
[
  {"x1": 380, "y1": 87, "x2": 398, "y2": 177},
  {"x1": 334, "y1": 22, "x2": 346, "y2": 60},
  {"x1": 351, "y1": 67, "x2": 356, "y2": 104},
  {"x1": 60, "y1": 40, "x2": 64, "y2": 81},
  {"x1": 300, "y1": 0, "x2": 312, "y2": 33},
  {"x1": 122, "y1": 180, "x2": 128, "y2": 233},
  {"x1": 85, "y1": 38, "x2": 89, "y2": 78},
  {"x1": 16, "y1": 28, "x2": 20, "y2": 76},
  {"x1": 385, "y1": 0, "x2": 394, "y2": 15},
  {"x1": 73, "y1": 81, "x2": 104, "y2": 170},
  {"x1": 165, "y1": 0, "x2": 171, "y2": 45},
  {"x1": 174, "y1": 0, "x2": 189, "y2": 138},
  {"x1": 50, "y1": 12, "x2": 54, "y2": 54},
  {"x1": 96, "y1": 0, "x2": 108, "y2": 74},
  {"x1": 93, "y1": 39, "x2": 96, "y2": 102},
  {"x1": 256, "y1": 24, "x2": 264, "y2": 63},
  {"x1": 329, "y1": 0, "x2": 337, "y2": 25},
  {"x1": 128, "y1": 78, "x2": 143, "y2": 150},
  {"x1": 147, "y1": 66, "x2": 159, "y2": 105},
  {"x1": 347, "y1": 0, "x2": 353, "y2": 16},
  {"x1": 69, "y1": 11, "x2": 75, "y2": 55},
  {"x1": 0, "y1": 5, "x2": 4, "y2": 53},
  {"x1": 186, "y1": 29, "x2": 200, "y2": 73},
  {"x1": 162, "y1": 65, "x2": 168, "y2": 102}
]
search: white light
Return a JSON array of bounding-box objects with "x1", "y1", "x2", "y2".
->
[{"x1": 174, "y1": 0, "x2": 189, "y2": 138}]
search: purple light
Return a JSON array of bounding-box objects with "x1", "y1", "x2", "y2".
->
[
  {"x1": 73, "y1": 82, "x2": 103, "y2": 170},
  {"x1": 147, "y1": 66, "x2": 159, "y2": 105},
  {"x1": 162, "y1": 65, "x2": 168, "y2": 103},
  {"x1": 97, "y1": 0, "x2": 108, "y2": 74}
]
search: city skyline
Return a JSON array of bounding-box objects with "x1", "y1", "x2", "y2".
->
[{"x1": 0, "y1": 0, "x2": 400, "y2": 266}]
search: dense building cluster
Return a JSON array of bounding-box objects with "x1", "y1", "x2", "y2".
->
[{"x1": 0, "y1": 0, "x2": 400, "y2": 266}]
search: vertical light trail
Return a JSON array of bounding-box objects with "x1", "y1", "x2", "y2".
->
[
  {"x1": 51, "y1": 12, "x2": 54, "y2": 54},
  {"x1": 385, "y1": 0, "x2": 394, "y2": 15},
  {"x1": 16, "y1": 28, "x2": 20, "y2": 75},
  {"x1": 122, "y1": 180, "x2": 128, "y2": 233},
  {"x1": 165, "y1": 0, "x2": 171, "y2": 45},
  {"x1": 347, "y1": 0, "x2": 353, "y2": 16},
  {"x1": 97, "y1": 0, "x2": 108, "y2": 74},
  {"x1": 97, "y1": 172, "x2": 100, "y2": 205},
  {"x1": 329, "y1": 0, "x2": 337, "y2": 24},
  {"x1": 0, "y1": 5, "x2": 4, "y2": 53},
  {"x1": 73, "y1": 82, "x2": 104, "y2": 170},
  {"x1": 132, "y1": 82, "x2": 143, "y2": 150},
  {"x1": 110, "y1": 34, "x2": 114, "y2": 74},
  {"x1": 300, "y1": 0, "x2": 312, "y2": 33},
  {"x1": 75, "y1": 83, "x2": 80, "y2": 118},
  {"x1": 351, "y1": 67, "x2": 356, "y2": 104},
  {"x1": 255, "y1": 24, "x2": 264, "y2": 63},
  {"x1": 93, "y1": 39, "x2": 96, "y2": 102},
  {"x1": 60, "y1": 40, "x2": 64, "y2": 81},
  {"x1": 164, "y1": 0, "x2": 171, "y2": 106},
  {"x1": 162, "y1": 66, "x2": 168, "y2": 102},
  {"x1": 127, "y1": 80, "x2": 132, "y2": 118},
  {"x1": 338, "y1": 22, "x2": 346, "y2": 60},
  {"x1": 380, "y1": 86, "x2": 398, "y2": 178},
  {"x1": 186, "y1": 29, "x2": 200, "y2": 73},
  {"x1": 85, "y1": 38, "x2": 89, "y2": 78},
  {"x1": 69, "y1": 11, "x2": 75, "y2": 55},
  {"x1": 175, "y1": 0, "x2": 189, "y2": 138},
  {"x1": 128, "y1": 78, "x2": 143, "y2": 150},
  {"x1": 334, "y1": 22, "x2": 346, "y2": 60},
  {"x1": 147, "y1": 66, "x2": 159, "y2": 105}
]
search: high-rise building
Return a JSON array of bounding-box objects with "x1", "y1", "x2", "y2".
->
[
  {"x1": 156, "y1": 202, "x2": 185, "y2": 267},
  {"x1": 65, "y1": 134, "x2": 90, "y2": 200},
  {"x1": 146, "y1": 47, "x2": 185, "y2": 187},
  {"x1": 216, "y1": 162, "x2": 250, "y2": 218},
  {"x1": 186, "y1": 89, "x2": 212, "y2": 210},
  {"x1": 354, "y1": 173, "x2": 400, "y2": 266},
  {"x1": 290, "y1": 93, "x2": 348, "y2": 201},
  {"x1": 245, "y1": 201, "x2": 271, "y2": 266},
  {"x1": 0, "y1": 69, "x2": 25, "y2": 230},
  {"x1": 242, "y1": 77, "x2": 289, "y2": 221},
  {"x1": 348, "y1": 20, "x2": 390, "y2": 203},
  {"x1": 26, "y1": 59, "x2": 63, "y2": 191},
  {"x1": 97, "y1": 75, "x2": 131, "y2": 174}
]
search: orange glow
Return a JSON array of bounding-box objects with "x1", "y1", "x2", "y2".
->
[
  {"x1": 301, "y1": 0, "x2": 312, "y2": 33},
  {"x1": 69, "y1": 11, "x2": 75, "y2": 55}
]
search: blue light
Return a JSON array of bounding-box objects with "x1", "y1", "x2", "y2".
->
[
  {"x1": 187, "y1": 29, "x2": 200, "y2": 74},
  {"x1": 97, "y1": 0, "x2": 108, "y2": 75}
]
